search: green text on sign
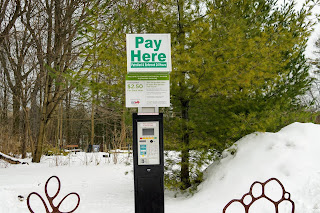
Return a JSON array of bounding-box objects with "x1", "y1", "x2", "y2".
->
[
  {"x1": 131, "y1": 62, "x2": 167, "y2": 68},
  {"x1": 126, "y1": 73, "x2": 170, "y2": 81},
  {"x1": 130, "y1": 37, "x2": 167, "y2": 69}
]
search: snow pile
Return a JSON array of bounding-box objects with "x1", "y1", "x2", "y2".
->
[
  {"x1": 166, "y1": 122, "x2": 320, "y2": 212},
  {"x1": 0, "y1": 122, "x2": 320, "y2": 212}
]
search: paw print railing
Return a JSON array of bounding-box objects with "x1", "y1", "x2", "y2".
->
[
  {"x1": 223, "y1": 178, "x2": 295, "y2": 213},
  {"x1": 27, "y1": 176, "x2": 80, "y2": 213}
]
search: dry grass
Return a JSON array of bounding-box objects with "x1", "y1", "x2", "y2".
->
[{"x1": 0, "y1": 127, "x2": 21, "y2": 157}]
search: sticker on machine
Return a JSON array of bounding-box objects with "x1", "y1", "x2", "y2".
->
[{"x1": 140, "y1": 122, "x2": 157, "y2": 127}]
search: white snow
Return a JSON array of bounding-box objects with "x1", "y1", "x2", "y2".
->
[
  {"x1": 1, "y1": 122, "x2": 320, "y2": 212},
  {"x1": 167, "y1": 122, "x2": 320, "y2": 212}
]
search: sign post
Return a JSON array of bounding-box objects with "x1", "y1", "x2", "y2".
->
[{"x1": 126, "y1": 34, "x2": 171, "y2": 213}]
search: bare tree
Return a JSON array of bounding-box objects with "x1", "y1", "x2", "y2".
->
[
  {"x1": 0, "y1": 23, "x2": 36, "y2": 158},
  {"x1": 0, "y1": 0, "x2": 22, "y2": 154},
  {"x1": 0, "y1": 0, "x2": 22, "y2": 44},
  {"x1": 0, "y1": 0, "x2": 121, "y2": 160},
  {"x1": 21, "y1": 0, "x2": 99, "y2": 162}
]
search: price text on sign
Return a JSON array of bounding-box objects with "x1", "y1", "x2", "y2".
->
[
  {"x1": 125, "y1": 73, "x2": 170, "y2": 107},
  {"x1": 128, "y1": 83, "x2": 144, "y2": 89},
  {"x1": 126, "y1": 34, "x2": 171, "y2": 72}
]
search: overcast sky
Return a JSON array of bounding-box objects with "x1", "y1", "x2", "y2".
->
[{"x1": 294, "y1": 0, "x2": 320, "y2": 59}]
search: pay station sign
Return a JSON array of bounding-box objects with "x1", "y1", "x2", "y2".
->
[
  {"x1": 126, "y1": 34, "x2": 171, "y2": 72},
  {"x1": 126, "y1": 73, "x2": 170, "y2": 107}
]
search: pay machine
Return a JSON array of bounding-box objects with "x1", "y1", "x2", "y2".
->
[{"x1": 133, "y1": 113, "x2": 164, "y2": 213}]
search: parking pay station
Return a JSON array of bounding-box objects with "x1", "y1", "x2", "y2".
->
[
  {"x1": 133, "y1": 113, "x2": 164, "y2": 213},
  {"x1": 126, "y1": 34, "x2": 171, "y2": 213}
]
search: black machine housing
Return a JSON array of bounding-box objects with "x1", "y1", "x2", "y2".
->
[{"x1": 132, "y1": 113, "x2": 164, "y2": 213}]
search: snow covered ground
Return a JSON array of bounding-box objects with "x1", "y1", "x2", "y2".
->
[{"x1": 1, "y1": 122, "x2": 320, "y2": 213}]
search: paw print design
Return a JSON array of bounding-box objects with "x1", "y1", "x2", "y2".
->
[
  {"x1": 223, "y1": 178, "x2": 295, "y2": 213},
  {"x1": 27, "y1": 176, "x2": 80, "y2": 213}
]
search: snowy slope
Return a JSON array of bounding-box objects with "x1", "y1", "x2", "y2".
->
[
  {"x1": 1, "y1": 122, "x2": 320, "y2": 212},
  {"x1": 167, "y1": 122, "x2": 320, "y2": 212}
]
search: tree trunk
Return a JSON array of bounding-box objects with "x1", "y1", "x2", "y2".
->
[
  {"x1": 65, "y1": 91, "x2": 71, "y2": 145},
  {"x1": 33, "y1": 115, "x2": 46, "y2": 162},
  {"x1": 120, "y1": 97, "x2": 127, "y2": 149},
  {"x1": 55, "y1": 109, "x2": 60, "y2": 147},
  {"x1": 120, "y1": 113, "x2": 126, "y2": 149},
  {"x1": 176, "y1": 0, "x2": 191, "y2": 190},
  {"x1": 1, "y1": 78, "x2": 8, "y2": 122},
  {"x1": 21, "y1": 117, "x2": 27, "y2": 158},
  {"x1": 12, "y1": 91, "x2": 20, "y2": 135},
  {"x1": 59, "y1": 103, "x2": 63, "y2": 148},
  {"x1": 21, "y1": 94, "x2": 28, "y2": 158},
  {"x1": 25, "y1": 109, "x2": 34, "y2": 156},
  {"x1": 180, "y1": 100, "x2": 191, "y2": 190},
  {"x1": 32, "y1": 75, "x2": 50, "y2": 163},
  {"x1": 90, "y1": 101, "x2": 95, "y2": 151},
  {"x1": 30, "y1": 76, "x2": 40, "y2": 147}
]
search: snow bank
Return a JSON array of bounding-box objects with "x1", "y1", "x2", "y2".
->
[{"x1": 166, "y1": 122, "x2": 320, "y2": 212}]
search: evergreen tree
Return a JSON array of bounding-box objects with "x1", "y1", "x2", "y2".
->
[
  {"x1": 81, "y1": 0, "x2": 315, "y2": 191},
  {"x1": 165, "y1": 0, "x2": 315, "y2": 190}
]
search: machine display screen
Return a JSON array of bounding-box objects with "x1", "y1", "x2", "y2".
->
[{"x1": 142, "y1": 128, "x2": 154, "y2": 136}]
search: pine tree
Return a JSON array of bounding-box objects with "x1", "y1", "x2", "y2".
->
[
  {"x1": 81, "y1": 0, "x2": 315, "y2": 191},
  {"x1": 164, "y1": 0, "x2": 315, "y2": 190}
]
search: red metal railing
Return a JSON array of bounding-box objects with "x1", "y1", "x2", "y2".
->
[
  {"x1": 223, "y1": 177, "x2": 294, "y2": 213},
  {"x1": 27, "y1": 176, "x2": 80, "y2": 213}
]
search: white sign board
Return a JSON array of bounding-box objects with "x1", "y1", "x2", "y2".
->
[
  {"x1": 126, "y1": 73, "x2": 170, "y2": 107},
  {"x1": 126, "y1": 34, "x2": 171, "y2": 72}
]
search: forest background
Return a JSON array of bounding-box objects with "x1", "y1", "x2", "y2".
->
[{"x1": 1, "y1": 0, "x2": 320, "y2": 191}]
